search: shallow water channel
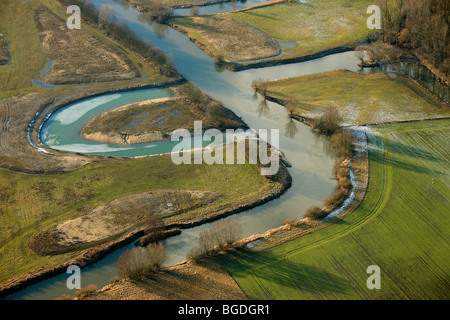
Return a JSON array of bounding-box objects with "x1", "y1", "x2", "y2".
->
[{"x1": 6, "y1": 0, "x2": 369, "y2": 299}]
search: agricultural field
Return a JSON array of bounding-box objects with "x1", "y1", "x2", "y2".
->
[
  {"x1": 255, "y1": 69, "x2": 450, "y2": 125},
  {"x1": 170, "y1": 0, "x2": 375, "y2": 64},
  {"x1": 219, "y1": 119, "x2": 450, "y2": 299}
]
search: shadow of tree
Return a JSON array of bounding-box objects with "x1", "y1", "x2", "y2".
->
[
  {"x1": 257, "y1": 98, "x2": 269, "y2": 117},
  {"x1": 216, "y1": 248, "x2": 351, "y2": 298},
  {"x1": 285, "y1": 118, "x2": 299, "y2": 138},
  {"x1": 369, "y1": 139, "x2": 444, "y2": 175}
]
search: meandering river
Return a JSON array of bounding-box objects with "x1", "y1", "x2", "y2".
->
[{"x1": 5, "y1": 0, "x2": 370, "y2": 299}]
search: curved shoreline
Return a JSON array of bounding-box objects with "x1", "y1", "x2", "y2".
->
[
  {"x1": 30, "y1": 78, "x2": 186, "y2": 156},
  {"x1": 168, "y1": 20, "x2": 356, "y2": 72},
  {"x1": 0, "y1": 162, "x2": 291, "y2": 298}
]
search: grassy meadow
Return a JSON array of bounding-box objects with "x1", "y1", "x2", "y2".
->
[
  {"x1": 219, "y1": 119, "x2": 450, "y2": 299},
  {"x1": 170, "y1": 0, "x2": 375, "y2": 62},
  {"x1": 256, "y1": 69, "x2": 450, "y2": 125}
]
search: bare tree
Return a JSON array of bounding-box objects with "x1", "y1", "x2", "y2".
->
[
  {"x1": 116, "y1": 243, "x2": 167, "y2": 279},
  {"x1": 314, "y1": 106, "x2": 341, "y2": 135},
  {"x1": 98, "y1": 5, "x2": 115, "y2": 30},
  {"x1": 196, "y1": 219, "x2": 243, "y2": 256}
]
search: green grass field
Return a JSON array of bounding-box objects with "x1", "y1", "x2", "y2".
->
[
  {"x1": 219, "y1": 119, "x2": 450, "y2": 299},
  {"x1": 0, "y1": 155, "x2": 273, "y2": 282},
  {"x1": 171, "y1": 0, "x2": 375, "y2": 62},
  {"x1": 257, "y1": 69, "x2": 450, "y2": 125}
]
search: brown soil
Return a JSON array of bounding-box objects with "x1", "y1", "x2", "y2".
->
[
  {"x1": 174, "y1": 16, "x2": 280, "y2": 62},
  {"x1": 84, "y1": 259, "x2": 247, "y2": 300},
  {"x1": 0, "y1": 93, "x2": 92, "y2": 174},
  {"x1": 29, "y1": 189, "x2": 220, "y2": 256},
  {"x1": 34, "y1": 7, "x2": 140, "y2": 85}
]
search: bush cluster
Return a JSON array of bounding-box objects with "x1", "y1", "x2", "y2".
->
[
  {"x1": 187, "y1": 219, "x2": 243, "y2": 260},
  {"x1": 116, "y1": 243, "x2": 167, "y2": 279}
]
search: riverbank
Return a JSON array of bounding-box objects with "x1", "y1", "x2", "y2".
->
[{"x1": 357, "y1": 42, "x2": 450, "y2": 92}]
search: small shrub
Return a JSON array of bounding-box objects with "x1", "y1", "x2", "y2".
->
[
  {"x1": 140, "y1": 214, "x2": 166, "y2": 246},
  {"x1": 186, "y1": 247, "x2": 202, "y2": 262},
  {"x1": 314, "y1": 106, "x2": 341, "y2": 135},
  {"x1": 332, "y1": 131, "x2": 354, "y2": 159},
  {"x1": 55, "y1": 294, "x2": 73, "y2": 300},
  {"x1": 179, "y1": 83, "x2": 205, "y2": 105},
  {"x1": 109, "y1": 276, "x2": 119, "y2": 284},
  {"x1": 216, "y1": 53, "x2": 225, "y2": 65},
  {"x1": 285, "y1": 97, "x2": 297, "y2": 116},
  {"x1": 304, "y1": 206, "x2": 328, "y2": 220},
  {"x1": 283, "y1": 217, "x2": 297, "y2": 226},
  {"x1": 340, "y1": 177, "x2": 352, "y2": 190},
  {"x1": 323, "y1": 190, "x2": 348, "y2": 208}
]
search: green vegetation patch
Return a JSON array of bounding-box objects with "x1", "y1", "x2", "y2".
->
[
  {"x1": 256, "y1": 69, "x2": 450, "y2": 125},
  {"x1": 219, "y1": 120, "x2": 450, "y2": 299}
]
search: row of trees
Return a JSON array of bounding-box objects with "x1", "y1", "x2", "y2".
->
[
  {"x1": 305, "y1": 107, "x2": 354, "y2": 220},
  {"x1": 378, "y1": 0, "x2": 449, "y2": 75}
]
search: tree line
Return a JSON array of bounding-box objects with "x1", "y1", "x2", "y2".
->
[{"x1": 378, "y1": 0, "x2": 449, "y2": 75}]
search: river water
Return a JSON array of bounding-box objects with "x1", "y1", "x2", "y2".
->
[{"x1": 5, "y1": 0, "x2": 370, "y2": 300}]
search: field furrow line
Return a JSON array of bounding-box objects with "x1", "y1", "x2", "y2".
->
[
  {"x1": 416, "y1": 130, "x2": 449, "y2": 163},
  {"x1": 249, "y1": 270, "x2": 274, "y2": 300},
  {"x1": 375, "y1": 213, "x2": 450, "y2": 296},
  {"x1": 349, "y1": 230, "x2": 415, "y2": 299}
]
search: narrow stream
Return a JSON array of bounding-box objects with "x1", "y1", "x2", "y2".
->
[{"x1": 5, "y1": 0, "x2": 377, "y2": 300}]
